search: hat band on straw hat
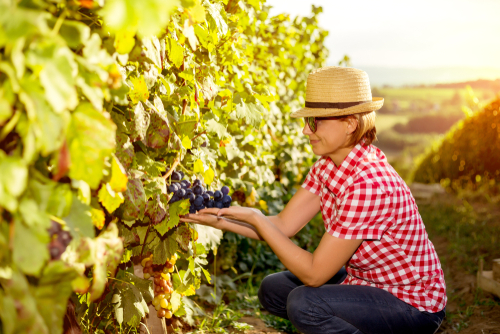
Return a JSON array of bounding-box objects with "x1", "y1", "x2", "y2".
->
[{"x1": 305, "y1": 100, "x2": 371, "y2": 109}]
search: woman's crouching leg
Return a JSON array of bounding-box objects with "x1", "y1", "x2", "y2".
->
[
  {"x1": 258, "y1": 271, "x2": 304, "y2": 320},
  {"x1": 286, "y1": 286, "x2": 364, "y2": 334},
  {"x1": 286, "y1": 284, "x2": 445, "y2": 334}
]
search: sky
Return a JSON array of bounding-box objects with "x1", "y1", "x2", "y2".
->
[{"x1": 265, "y1": 0, "x2": 500, "y2": 85}]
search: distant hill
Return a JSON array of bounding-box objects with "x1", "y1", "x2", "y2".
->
[
  {"x1": 429, "y1": 79, "x2": 500, "y2": 91},
  {"x1": 345, "y1": 66, "x2": 500, "y2": 87}
]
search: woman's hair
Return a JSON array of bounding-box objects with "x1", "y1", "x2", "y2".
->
[{"x1": 345, "y1": 111, "x2": 377, "y2": 147}]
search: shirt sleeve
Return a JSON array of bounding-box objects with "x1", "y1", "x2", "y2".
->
[
  {"x1": 301, "y1": 159, "x2": 323, "y2": 196},
  {"x1": 327, "y1": 182, "x2": 394, "y2": 240}
]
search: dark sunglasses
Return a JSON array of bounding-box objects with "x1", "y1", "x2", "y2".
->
[{"x1": 305, "y1": 115, "x2": 348, "y2": 133}]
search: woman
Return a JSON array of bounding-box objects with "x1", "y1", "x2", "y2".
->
[{"x1": 181, "y1": 66, "x2": 446, "y2": 334}]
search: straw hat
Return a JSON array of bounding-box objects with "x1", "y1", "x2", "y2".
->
[{"x1": 291, "y1": 66, "x2": 384, "y2": 118}]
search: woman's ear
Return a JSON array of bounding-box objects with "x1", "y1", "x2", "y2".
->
[{"x1": 346, "y1": 117, "x2": 358, "y2": 135}]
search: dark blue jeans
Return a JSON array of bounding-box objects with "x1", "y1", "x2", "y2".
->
[{"x1": 258, "y1": 269, "x2": 445, "y2": 334}]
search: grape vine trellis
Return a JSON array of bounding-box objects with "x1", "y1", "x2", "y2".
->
[{"x1": 0, "y1": 0, "x2": 328, "y2": 332}]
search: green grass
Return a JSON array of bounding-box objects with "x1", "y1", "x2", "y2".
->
[
  {"x1": 419, "y1": 196, "x2": 500, "y2": 274},
  {"x1": 375, "y1": 114, "x2": 410, "y2": 133}
]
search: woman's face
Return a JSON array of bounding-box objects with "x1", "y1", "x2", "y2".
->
[{"x1": 302, "y1": 117, "x2": 358, "y2": 160}]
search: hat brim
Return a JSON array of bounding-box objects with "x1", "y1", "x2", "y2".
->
[{"x1": 290, "y1": 97, "x2": 384, "y2": 118}]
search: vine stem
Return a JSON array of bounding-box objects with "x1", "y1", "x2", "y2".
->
[
  {"x1": 191, "y1": 130, "x2": 206, "y2": 142},
  {"x1": 181, "y1": 99, "x2": 188, "y2": 115},
  {"x1": 161, "y1": 318, "x2": 168, "y2": 334},
  {"x1": 139, "y1": 224, "x2": 151, "y2": 258},
  {"x1": 162, "y1": 158, "x2": 180, "y2": 180},
  {"x1": 51, "y1": 9, "x2": 67, "y2": 36}
]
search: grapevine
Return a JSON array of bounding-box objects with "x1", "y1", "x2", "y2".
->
[{"x1": 0, "y1": 0, "x2": 329, "y2": 332}]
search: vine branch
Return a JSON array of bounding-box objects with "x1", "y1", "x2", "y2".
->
[
  {"x1": 191, "y1": 130, "x2": 206, "y2": 142},
  {"x1": 162, "y1": 158, "x2": 180, "y2": 180}
]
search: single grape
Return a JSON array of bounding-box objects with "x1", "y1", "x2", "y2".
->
[
  {"x1": 178, "y1": 171, "x2": 185, "y2": 179},
  {"x1": 193, "y1": 185, "x2": 203, "y2": 195},
  {"x1": 175, "y1": 189, "x2": 186, "y2": 198},
  {"x1": 206, "y1": 190, "x2": 214, "y2": 197},
  {"x1": 193, "y1": 179, "x2": 201, "y2": 186},
  {"x1": 207, "y1": 199, "x2": 215, "y2": 208},
  {"x1": 50, "y1": 246, "x2": 61, "y2": 259},
  {"x1": 214, "y1": 190, "x2": 222, "y2": 200},
  {"x1": 160, "y1": 298, "x2": 169, "y2": 309},
  {"x1": 185, "y1": 188, "x2": 193, "y2": 195},
  {"x1": 221, "y1": 186, "x2": 230, "y2": 196},
  {"x1": 195, "y1": 204, "x2": 205, "y2": 211},
  {"x1": 182, "y1": 180, "x2": 191, "y2": 188},
  {"x1": 48, "y1": 220, "x2": 62, "y2": 236},
  {"x1": 186, "y1": 193, "x2": 196, "y2": 203},
  {"x1": 193, "y1": 195, "x2": 204, "y2": 207},
  {"x1": 168, "y1": 184, "x2": 177, "y2": 193},
  {"x1": 214, "y1": 201, "x2": 223, "y2": 209},
  {"x1": 202, "y1": 193, "x2": 210, "y2": 203},
  {"x1": 171, "y1": 171, "x2": 181, "y2": 181},
  {"x1": 222, "y1": 195, "x2": 232, "y2": 205},
  {"x1": 59, "y1": 231, "x2": 72, "y2": 247},
  {"x1": 189, "y1": 206, "x2": 196, "y2": 214},
  {"x1": 168, "y1": 196, "x2": 179, "y2": 204}
]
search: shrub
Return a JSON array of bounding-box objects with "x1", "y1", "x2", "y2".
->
[{"x1": 412, "y1": 96, "x2": 500, "y2": 192}]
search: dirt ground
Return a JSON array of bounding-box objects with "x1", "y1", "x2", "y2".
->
[{"x1": 433, "y1": 234, "x2": 500, "y2": 334}]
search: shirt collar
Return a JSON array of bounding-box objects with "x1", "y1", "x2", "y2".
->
[{"x1": 322, "y1": 142, "x2": 371, "y2": 196}]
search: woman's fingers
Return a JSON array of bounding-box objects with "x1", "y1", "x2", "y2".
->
[
  {"x1": 179, "y1": 213, "x2": 220, "y2": 227},
  {"x1": 197, "y1": 208, "x2": 221, "y2": 215}
]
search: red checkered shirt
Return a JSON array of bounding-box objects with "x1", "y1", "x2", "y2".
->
[{"x1": 302, "y1": 142, "x2": 447, "y2": 313}]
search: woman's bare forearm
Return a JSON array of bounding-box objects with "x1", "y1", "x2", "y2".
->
[
  {"x1": 217, "y1": 217, "x2": 264, "y2": 240},
  {"x1": 218, "y1": 215, "x2": 296, "y2": 240}
]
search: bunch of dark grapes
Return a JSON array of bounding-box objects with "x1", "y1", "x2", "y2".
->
[
  {"x1": 167, "y1": 170, "x2": 232, "y2": 214},
  {"x1": 141, "y1": 254, "x2": 176, "y2": 321},
  {"x1": 47, "y1": 220, "x2": 72, "y2": 260}
]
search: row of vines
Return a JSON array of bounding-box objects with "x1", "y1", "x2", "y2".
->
[{"x1": 0, "y1": 0, "x2": 329, "y2": 332}]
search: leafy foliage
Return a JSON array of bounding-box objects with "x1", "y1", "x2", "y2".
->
[
  {"x1": 0, "y1": 0, "x2": 328, "y2": 332},
  {"x1": 413, "y1": 96, "x2": 500, "y2": 192}
]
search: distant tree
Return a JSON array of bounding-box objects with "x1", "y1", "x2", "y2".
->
[{"x1": 338, "y1": 55, "x2": 352, "y2": 67}]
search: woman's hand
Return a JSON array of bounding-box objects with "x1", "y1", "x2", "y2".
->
[{"x1": 179, "y1": 206, "x2": 264, "y2": 229}]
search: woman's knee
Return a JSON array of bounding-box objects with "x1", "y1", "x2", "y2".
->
[
  {"x1": 258, "y1": 272, "x2": 291, "y2": 312},
  {"x1": 287, "y1": 286, "x2": 363, "y2": 334},
  {"x1": 258, "y1": 273, "x2": 278, "y2": 305},
  {"x1": 286, "y1": 286, "x2": 310, "y2": 323}
]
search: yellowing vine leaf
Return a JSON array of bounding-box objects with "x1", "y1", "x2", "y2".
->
[
  {"x1": 181, "y1": 135, "x2": 192, "y2": 149},
  {"x1": 109, "y1": 156, "x2": 128, "y2": 193},
  {"x1": 193, "y1": 159, "x2": 204, "y2": 174},
  {"x1": 129, "y1": 76, "x2": 149, "y2": 103},
  {"x1": 91, "y1": 208, "x2": 105, "y2": 229},
  {"x1": 98, "y1": 183, "x2": 125, "y2": 213},
  {"x1": 167, "y1": 37, "x2": 184, "y2": 68},
  {"x1": 114, "y1": 29, "x2": 136, "y2": 55},
  {"x1": 186, "y1": 2, "x2": 206, "y2": 24},
  {"x1": 203, "y1": 167, "x2": 214, "y2": 185}
]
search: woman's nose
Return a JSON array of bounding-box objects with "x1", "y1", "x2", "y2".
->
[{"x1": 303, "y1": 122, "x2": 313, "y2": 135}]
